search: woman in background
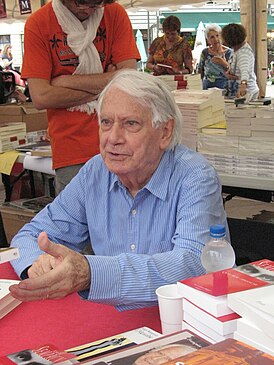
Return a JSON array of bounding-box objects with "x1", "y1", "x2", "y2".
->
[
  {"x1": 221, "y1": 23, "x2": 259, "y2": 101},
  {"x1": 2, "y1": 44, "x2": 14, "y2": 70},
  {"x1": 198, "y1": 23, "x2": 231, "y2": 90},
  {"x1": 1, "y1": 44, "x2": 25, "y2": 88},
  {"x1": 146, "y1": 15, "x2": 193, "y2": 76}
]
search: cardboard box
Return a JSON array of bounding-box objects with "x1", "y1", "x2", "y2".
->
[
  {"x1": 0, "y1": 205, "x2": 35, "y2": 244},
  {"x1": 0, "y1": 196, "x2": 54, "y2": 244},
  {"x1": 0, "y1": 103, "x2": 48, "y2": 132}
]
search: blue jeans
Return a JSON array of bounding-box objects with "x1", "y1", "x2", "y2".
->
[{"x1": 203, "y1": 78, "x2": 227, "y2": 90}]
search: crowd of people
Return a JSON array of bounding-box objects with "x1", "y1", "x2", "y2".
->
[{"x1": 6, "y1": 6, "x2": 259, "y2": 308}]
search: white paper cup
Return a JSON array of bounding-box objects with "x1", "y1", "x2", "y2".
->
[{"x1": 156, "y1": 284, "x2": 183, "y2": 335}]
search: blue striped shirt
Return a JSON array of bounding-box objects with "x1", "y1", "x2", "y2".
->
[{"x1": 11, "y1": 145, "x2": 228, "y2": 310}]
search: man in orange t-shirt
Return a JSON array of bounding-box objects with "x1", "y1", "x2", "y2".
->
[{"x1": 21, "y1": 0, "x2": 140, "y2": 194}]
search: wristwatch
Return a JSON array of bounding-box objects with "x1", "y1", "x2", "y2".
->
[{"x1": 241, "y1": 80, "x2": 247, "y2": 85}]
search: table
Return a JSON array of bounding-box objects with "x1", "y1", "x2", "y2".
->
[{"x1": 0, "y1": 263, "x2": 161, "y2": 356}]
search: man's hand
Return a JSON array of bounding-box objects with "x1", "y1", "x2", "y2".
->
[{"x1": 9, "y1": 232, "x2": 91, "y2": 302}]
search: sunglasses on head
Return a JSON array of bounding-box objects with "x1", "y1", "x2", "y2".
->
[{"x1": 73, "y1": 0, "x2": 104, "y2": 8}]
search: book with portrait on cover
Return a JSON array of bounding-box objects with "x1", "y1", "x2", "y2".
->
[
  {"x1": 161, "y1": 338, "x2": 274, "y2": 365},
  {"x1": 90, "y1": 330, "x2": 211, "y2": 365}
]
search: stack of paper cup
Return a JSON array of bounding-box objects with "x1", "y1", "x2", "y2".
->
[{"x1": 156, "y1": 284, "x2": 183, "y2": 335}]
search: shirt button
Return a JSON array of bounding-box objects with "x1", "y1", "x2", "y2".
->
[
  {"x1": 130, "y1": 244, "x2": 136, "y2": 251},
  {"x1": 132, "y1": 209, "x2": 137, "y2": 215}
]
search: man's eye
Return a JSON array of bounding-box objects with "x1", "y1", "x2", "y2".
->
[{"x1": 100, "y1": 119, "x2": 113, "y2": 129}]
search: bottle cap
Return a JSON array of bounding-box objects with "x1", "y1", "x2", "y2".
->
[{"x1": 210, "y1": 224, "x2": 226, "y2": 238}]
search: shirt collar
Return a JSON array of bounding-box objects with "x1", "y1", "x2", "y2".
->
[{"x1": 108, "y1": 149, "x2": 174, "y2": 201}]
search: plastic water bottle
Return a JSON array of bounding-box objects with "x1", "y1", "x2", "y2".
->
[{"x1": 201, "y1": 224, "x2": 235, "y2": 273}]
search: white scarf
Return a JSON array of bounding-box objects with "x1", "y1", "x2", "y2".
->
[{"x1": 52, "y1": 0, "x2": 104, "y2": 114}]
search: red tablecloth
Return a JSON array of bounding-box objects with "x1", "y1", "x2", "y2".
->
[{"x1": 0, "y1": 262, "x2": 161, "y2": 356}]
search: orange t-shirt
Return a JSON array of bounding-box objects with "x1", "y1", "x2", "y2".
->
[{"x1": 22, "y1": 3, "x2": 140, "y2": 169}]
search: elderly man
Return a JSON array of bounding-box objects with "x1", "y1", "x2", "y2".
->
[
  {"x1": 21, "y1": 0, "x2": 140, "y2": 194},
  {"x1": 10, "y1": 70, "x2": 228, "y2": 310}
]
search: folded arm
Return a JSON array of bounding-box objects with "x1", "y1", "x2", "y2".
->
[{"x1": 28, "y1": 59, "x2": 137, "y2": 110}]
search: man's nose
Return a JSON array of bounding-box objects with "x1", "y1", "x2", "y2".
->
[{"x1": 108, "y1": 123, "x2": 125, "y2": 143}]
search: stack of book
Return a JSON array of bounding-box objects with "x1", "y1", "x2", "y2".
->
[
  {"x1": 0, "y1": 122, "x2": 27, "y2": 153},
  {"x1": 158, "y1": 74, "x2": 202, "y2": 92},
  {"x1": 0, "y1": 247, "x2": 21, "y2": 320},
  {"x1": 172, "y1": 89, "x2": 226, "y2": 151},
  {"x1": 228, "y1": 285, "x2": 274, "y2": 356},
  {"x1": 198, "y1": 104, "x2": 274, "y2": 179},
  {"x1": 0, "y1": 247, "x2": 19, "y2": 264},
  {"x1": 251, "y1": 108, "x2": 274, "y2": 138},
  {"x1": 177, "y1": 259, "x2": 274, "y2": 346}
]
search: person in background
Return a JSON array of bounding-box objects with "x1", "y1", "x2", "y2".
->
[
  {"x1": 146, "y1": 15, "x2": 193, "y2": 75},
  {"x1": 198, "y1": 23, "x2": 232, "y2": 90},
  {"x1": 192, "y1": 40, "x2": 204, "y2": 73},
  {"x1": 1, "y1": 46, "x2": 25, "y2": 88},
  {"x1": 10, "y1": 70, "x2": 228, "y2": 309},
  {"x1": 221, "y1": 23, "x2": 259, "y2": 100},
  {"x1": 21, "y1": 0, "x2": 140, "y2": 195},
  {"x1": 2, "y1": 44, "x2": 14, "y2": 70}
]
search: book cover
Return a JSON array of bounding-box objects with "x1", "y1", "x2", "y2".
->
[
  {"x1": 179, "y1": 259, "x2": 274, "y2": 297},
  {"x1": 183, "y1": 298, "x2": 240, "y2": 336},
  {"x1": 66, "y1": 327, "x2": 161, "y2": 362},
  {"x1": 93, "y1": 330, "x2": 210, "y2": 365},
  {"x1": 87, "y1": 330, "x2": 211, "y2": 365},
  {"x1": 0, "y1": 344, "x2": 78, "y2": 365},
  {"x1": 0, "y1": 247, "x2": 19, "y2": 264},
  {"x1": 162, "y1": 338, "x2": 274, "y2": 365},
  {"x1": 0, "y1": 279, "x2": 21, "y2": 319}
]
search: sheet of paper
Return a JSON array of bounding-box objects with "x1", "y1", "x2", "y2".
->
[{"x1": 0, "y1": 151, "x2": 21, "y2": 175}]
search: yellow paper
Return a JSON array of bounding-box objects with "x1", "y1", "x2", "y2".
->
[{"x1": 0, "y1": 151, "x2": 21, "y2": 175}]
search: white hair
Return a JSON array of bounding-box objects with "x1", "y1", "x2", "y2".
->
[
  {"x1": 97, "y1": 69, "x2": 183, "y2": 150},
  {"x1": 205, "y1": 23, "x2": 222, "y2": 39}
]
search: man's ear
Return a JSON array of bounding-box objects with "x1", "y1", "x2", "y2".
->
[{"x1": 160, "y1": 119, "x2": 175, "y2": 149}]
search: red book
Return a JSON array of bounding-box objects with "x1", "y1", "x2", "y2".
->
[
  {"x1": 180, "y1": 259, "x2": 274, "y2": 296},
  {"x1": 177, "y1": 259, "x2": 274, "y2": 317},
  {"x1": 0, "y1": 345, "x2": 78, "y2": 365}
]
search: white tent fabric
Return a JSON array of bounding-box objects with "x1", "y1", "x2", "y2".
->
[
  {"x1": 118, "y1": 0, "x2": 231, "y2": 10},
  {"x1": 194, "y1": 21, "x2": 207, "y2": 48}
]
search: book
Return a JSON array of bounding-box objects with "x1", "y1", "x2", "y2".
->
[
  {"x1": 0, "y1": 279, "x2": 22, "y2": 320},
  {"x1": 0, "y1": 344, "x2": 78, "y2": 365},
  {"x1": 183, "y1": 298, "x2": 240, "y2": 336},
  {"x1": 181, "y1": 321, "x2": 216, "y2": 344},
  {"x1": 234, "y1": 331, "x2": 274, "y2": 357},
  {"x1": 177, "y1": 259, "x2": 274, "y2": 317},
  {"x1": 66, "y1": 327, "x2": 161, "y2": 362},
  {"x1": 0, "y1": 247, "x2": 19, "y2": 264},
  {"x1": 235, "y1": 317, "x2": 274, "y2": 355},
  {"x1": 183, "y1": 312, "x2": 233, "y2": 343},
  {"x1": 227, "y1": 285, "x2": 274, "y2": 339},
  {"x1": 161, "y1": 338, "x2": 274, "y2": 364},
  {"x1": 91, "y1": 330, "x2": 211, "y2": 365},
  {"x1": 157, "y1": 63, "x2": 173, "y2": 69}
]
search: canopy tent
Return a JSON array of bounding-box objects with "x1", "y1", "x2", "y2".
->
[
  {"x1": 118, "y1": 0, "x2": 236, "y2": 10},
  {"x1": 118, "y1": 0, "x2": 274, "y2": 10}
]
